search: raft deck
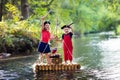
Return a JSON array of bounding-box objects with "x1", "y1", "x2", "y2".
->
[{"x1": 35, "y1": 63, "x2": 80, "y2": 73}]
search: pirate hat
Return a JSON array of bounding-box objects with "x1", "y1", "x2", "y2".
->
[{"x1": 61, "y1": 25, "x2": 70, "y2": 29}]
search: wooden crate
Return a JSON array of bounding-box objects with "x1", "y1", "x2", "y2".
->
[{"x1": 51, "y1": 58, "x2": 62, "y2": 64}]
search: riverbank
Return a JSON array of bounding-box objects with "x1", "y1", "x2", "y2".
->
[{"x1": 0, "y1": 52, "x2": 38, "y2": 62}]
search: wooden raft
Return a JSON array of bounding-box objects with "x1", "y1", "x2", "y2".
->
[
  {"x1": 35, "y1": 64, "x2": 80, "y2": 73},
  {"x1": 34, "y1": 54, "x2": 80, "y2": 73}
]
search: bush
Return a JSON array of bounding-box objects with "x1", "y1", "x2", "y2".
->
[
  {"x1": 117, "y1": 25, "x2": 120, "y2": 35},
  {"x1": 0, "y1": 21, "x2": 40, "y2": 54}
]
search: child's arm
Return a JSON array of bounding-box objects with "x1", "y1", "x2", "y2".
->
[
  {"x1": 41, "y1": 11, "x2": 50, "y2": 30},
  {"x1": 50, "y1": 35, "x2": 62, "y2": 41},
  {"x1": 70, "y1": 25, "x2": 74, "y2": 33},
  {"x1": 50, "y1": 34, "x2": 55, "y2": 40},
  {"x1": 56, "y1": 36, "x2": 62, "y2": 42},
  {"x1": 56, "y1": 39, "x2": 62, "y2": 42},
  {"x1": 52, "y1": 35, "x2": 62, "y2": 42},
  {"x1": 41, "y1": 17, "x2": 45, "y2": 30}
]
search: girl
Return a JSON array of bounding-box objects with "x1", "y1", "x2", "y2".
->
[
  {"x1": 61, "y1": 24, "x2": 73, "y2": 64},
  {"x1": 38, "y1": 15, "x2": 52, "y2": 64}
]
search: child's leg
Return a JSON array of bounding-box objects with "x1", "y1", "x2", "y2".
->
[
  {"x1": 45, "y1": 53, "x2": 51, "y2": 64},
  {"x1": 68, "y1": 47, "x2": 73, "y2": 63},
  {"x1": 39, "y1": 53, "x2": 43, "y2": 63},
  {"x1": 63, "y1": 46, "x2": 68, "y2": 63}
]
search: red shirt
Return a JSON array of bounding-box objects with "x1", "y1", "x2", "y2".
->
[{"x1": 41, "y1": 29, "x2": 50, "y2": 43}]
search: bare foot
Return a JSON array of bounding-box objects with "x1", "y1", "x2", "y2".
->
[{"x1": 70, "y1": 62, "x2": 73, "y2": 65}]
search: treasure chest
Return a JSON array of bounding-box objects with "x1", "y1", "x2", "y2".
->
[
  {"x1": 49, "y1": 54, "x2": 62, "y2": 64},
  {"x1": 52, "y1": 58, "x2": 62, "y2": 64}
]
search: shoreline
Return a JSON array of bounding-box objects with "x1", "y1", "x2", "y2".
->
[{"x1": 0, "y1": 53, "x2": 38, "y2": 62}]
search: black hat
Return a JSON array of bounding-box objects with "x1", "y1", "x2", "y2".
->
[
  {"x1": 44, "y1": 21, "x2": 50, "y2": 26},
  {"x1": 61, "y1": 25, "x2": 70, "y2": 29}
]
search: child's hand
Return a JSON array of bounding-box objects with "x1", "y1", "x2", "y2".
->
[
  {"x1": 51, "y1": 34, "x2": 55, "y2": 40},
  {"x1": 41, "y1": 10, "x2": 51, "y2": 19},
  {"x1": 69, "y1": 25, "x2": 72, "y2": 28},
  {"x1": 55, "y1": 36, "x2": 59, "y2": 40},
  {"x1": 41, "y1": 15, "x2": 47, "y2": 19}
]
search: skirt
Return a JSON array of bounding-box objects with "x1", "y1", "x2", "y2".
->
[{"x1": 38, "y1": 42, "x2": 51, "y2": 53}]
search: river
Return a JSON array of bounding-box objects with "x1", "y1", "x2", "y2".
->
[{"x1": 0, "y1": 32, "x2": 120, "y2": 80}]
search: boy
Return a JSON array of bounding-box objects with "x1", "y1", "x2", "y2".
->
[{"x1": 61, "y1": 24, "x2": 73, "y2": 64}]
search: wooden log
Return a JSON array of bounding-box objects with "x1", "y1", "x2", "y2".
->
[
  {"x1": 58, "y1": 64, "x2": 62, "y2": 70},
  {"x1": 35, "y1": 65, "x2": 39, "y2": 73},
  {"x1": 42, "y1": 65, "x2": 45, "y2": 70},
  {"x1": 77, "y1": 64, "x2": 81, "y2": 69},
  {"x1": 47, "y1": 65, "x2": 49, "y2": 71},
  {"x1": 61, "y1": 64, "x2": 65, "y2": 70},
  {"x1": 49, "y1": 64, "x2": 52, "y2": 70},
  {"x1": 35, "y1": 65, "x2": 39, "y2": 70},
  {"x1": 75, "y1": 64, "x2": 78, "y2": 70},
  {"x1": 55, "y1": 65, "x2": 59, "y2": 71},
  {"x1": 64, "y1": 64, "x2": 68, "y2": 70},
  {"x1": 39, "y1": 65, "x2": 42, "y2": 71},
  {"x1": 71, "y1": 65, "x2": 74, "y2": 70},
  {"x1": 68, "y1": 65, "x2": 71, "y2": 70},
  {"x1": 50, "y1": 64, "x2": 54, "y2": 71},
  {"x1": 45, "y1": 65, "x2": 48, "y2": 71}
]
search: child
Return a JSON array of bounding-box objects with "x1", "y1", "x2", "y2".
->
[
  {"x1": 61, "y1": 24, "x2": 73, "y2": 64},
  {"x1": 37, "y1": 15, "x2": 51, "y2": 64}
]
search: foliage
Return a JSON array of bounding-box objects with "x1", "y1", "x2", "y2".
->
[
  {"x1": 117, "y1": 25, "x2": 120, "y2": 34},
  {"x1": 2, "y1": 0, "x2": 120, "y2": 34},
  {"x1": 0, "y1": 21, "x2": 40, "y2": 54},
  {"x1": 5, "y1": 3, "x2": 20, "y2": 21},
  {"x1": 49, "y1": 0, "x2": 120, "y2": 34}
]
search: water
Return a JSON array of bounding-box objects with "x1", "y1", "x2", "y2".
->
[
  {"x1": 0, "y1": 32, "x2": 120, "y2": 80},
  {"x1": 0, "y1": 56, "x2": 37, "y2": 80},
  {"x1": 73, "y1": 32, "x2": 120, "y2": 80}
]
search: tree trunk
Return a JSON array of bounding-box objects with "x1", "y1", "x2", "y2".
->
[
  {"x1": 21, "y1": 0, "x2": 29, "y2": 20},
  {"x1": 0, "y1": 0, "x2": 3, "y2": 21}
]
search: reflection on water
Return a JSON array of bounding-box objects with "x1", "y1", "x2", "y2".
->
[
  {"x1": 0, "y1": 32, "x2": 120, "y2": 80},
  {"x1": 34, "y1": 70, "x2": 98, "y2": 80},
  {"x1": 0, "y1": 70, "x2": 18, "y2": 80},
  {"x1": 35, "y1": 71, "x2": 75, "y2": 80},
  {"x1": 0, "y1": 56, "x2": 37, "y2": 80}
]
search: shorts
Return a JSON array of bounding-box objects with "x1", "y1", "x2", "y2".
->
[{"x1": 38, "y1": 42, "x2": 51, "y2": 53}]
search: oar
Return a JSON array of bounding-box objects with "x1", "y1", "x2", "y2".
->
[
  {"x1": 68, "y1": 22, "x2": 73, "y2": 27},
  {"x1": 41, "y1": 10, "x2": 52, "y2": 19},
  {"x1": 56, "y1": 17, "x2": 59, "y2": 35}
]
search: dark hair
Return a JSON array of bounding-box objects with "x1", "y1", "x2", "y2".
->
[
  {"x1": 44, "y1": 21, "x2": 50, "y2": 26},
  {"x1": 61, "y1": 25, "x2": 70, "y2": 29}
]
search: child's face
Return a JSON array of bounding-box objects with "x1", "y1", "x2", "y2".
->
[
  {"x1": 44, "y1": 23, "x2": 50, "y2": 30},
  {"x1": 63, "y1": 28, "x2": 70, "y2": 34}
]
